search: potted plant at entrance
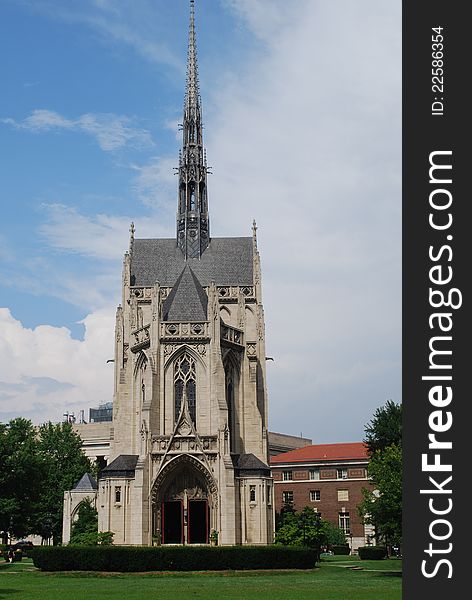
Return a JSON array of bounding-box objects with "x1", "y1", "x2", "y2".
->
[{"x1": 210, "y1": 529, "x2": 218, "y2": 546}]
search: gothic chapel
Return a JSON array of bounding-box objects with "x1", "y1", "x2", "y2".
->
[{"x1": 64, "y1": 1, "x2": 274, "y2": 546}]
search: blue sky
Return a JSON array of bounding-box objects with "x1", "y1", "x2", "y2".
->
[{"x1": 0, "y1": 0, "x2": 401, "y2": 444}]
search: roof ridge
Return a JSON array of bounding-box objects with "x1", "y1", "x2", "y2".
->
[{"x1": 162, "y1": 263, "x2": 208, "y2": 321}]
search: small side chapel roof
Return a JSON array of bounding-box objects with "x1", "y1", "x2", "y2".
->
[
  {"x1": 100, "y1": 455, "x2": 139, "y2": 479},
  {"x1": 232, "y1": 453, "x2": 270, "y2": 477},
  {"x1": 73, "y1": 473, "x2": 98, "y2": 491}
]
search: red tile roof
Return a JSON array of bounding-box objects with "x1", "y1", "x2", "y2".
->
[{"x1": 270, "y1": 442, "x2": 369, "y2": 464}]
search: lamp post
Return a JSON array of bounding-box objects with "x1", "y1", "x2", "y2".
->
[
  {"x1": 349, "y1": 532, "x2": 353, "y2": 555},
  {"x1": 300, "y1": 512, "x2": 307, "y2": 546},
  {"x1": 8, "y1": 516, "x2": 13, "y2": 547},
  {"x1": 43, "y1": 514, "x2": 53, "y2": 546}
]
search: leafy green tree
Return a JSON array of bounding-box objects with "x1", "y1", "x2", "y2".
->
[
  {"x1": 69, "y1": 499, "x2": 114, "y2": 546},
  {"x1": 359, "y1": 443, "x2": 402, "y2": 549},
  {"x1": 364, "y1": 400, "x2": 402, "y2": 455},
  {"x1": 0, "y1": 418, "x2": 45, "y2": 543},
  {"x1": 275, "y1": 506, "x2": 341, "y2": 559},
  {"x1": 322, "y1": 520, "x2": 349, "y2": 548},
  {"x1": 33, "y1": 421, "x2": 93, "y2": 544},
  {"x1": 69, "y1": 499, "x2": 98, "y2": 545}
]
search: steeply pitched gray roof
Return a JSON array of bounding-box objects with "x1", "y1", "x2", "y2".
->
[
  {"x1": 130, "y1": 237, "x2": 253, "y2": 287},
  {"x1": 163, "y1": 265, "x2": 208, "y2": 321},
  {"x1": 100, "y1": 455, "x2": 139, "y2": 479},
  {"x1": 232, "y1": 453, "x2": 270, "y2": 476},
  {"x1": 73, "y1": 473, "x2": 98, "y2": 491}
]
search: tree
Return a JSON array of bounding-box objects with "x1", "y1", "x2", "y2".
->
[
  {"x1": 69, "y1": 499, "x2": 98, "y2": 546},
  {"x1": 275, "y1": 506, "x2": 343, "y2": 559},
  {"x1": 33, "y1": 421, "x2": 93, "y2": 544},
  {"x1": 69, "y1": 499, "x2": 113, "y2": 546},
  {"x1": 364, "y1": 399, "x2": 402, "y2": 455},
  {"x1": 0, "y1": 418, "x2": 45, "y2": 543},
  {"x1": 323, "y1": 520, "x2": 349, "y2": 548},
  {"x1": 359, "y1": 443, "x2": 402, "y2": 550}
]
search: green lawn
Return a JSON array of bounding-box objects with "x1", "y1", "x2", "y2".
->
[{"x1": 0, "y1": 556, "x2": 401, "y2": 600}]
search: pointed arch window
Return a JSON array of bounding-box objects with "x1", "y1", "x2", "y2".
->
[
  {"x1": 140, "y1": 358, "x2": 147, "y2": 404},
  {"x1": 225, "y1": 361, "x2": 237, "y2": 453},
  {"x1": 174, "y1": 353, "x2": 196, "y2": 424},
  {"x1": 189, "y1": 183, "x2": 196, "y2": 211}
]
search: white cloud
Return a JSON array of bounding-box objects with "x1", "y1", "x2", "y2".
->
[
  {"x1": 223, "y1": 0, "x2": 304, "y2": 43},
  {"x1": 2, "y1": 109, "x2": 153, "y2": 152},
  {"x1": 39, "y1": 204, "x2": 134, "y2": 260},
  {"x1": 131, "y1": 156, "x2": 177, "y2": 210},
  {"x1": 2, "y1": 1, "x2": 400, "y2": 442},
  {"x1": 206, "y1": 0, "x2": 401, "y2": 442},
  {"x1": 39, "y1": 203, "x2": 172, "y2": 261},
  {"x1": 0, "y1": 307, "x2": 115, "y2": 424}
]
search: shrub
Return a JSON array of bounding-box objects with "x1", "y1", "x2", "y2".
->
[
  {"x1": 358, "y1": 546, "x2": 387, "y2": 560},
  {"x1": 332, "y1": 545, "x2": 350, "y2": 555},
  {"x1": 31, "y1": 545, "x2": 316, "y2": 572}
]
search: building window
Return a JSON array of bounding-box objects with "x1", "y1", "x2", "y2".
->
[
  {"x1": 282, "y1": 470, "x2": 293, "y2": 481},
  {"x1": 337, "y1": 468, "x2": 348, "y2": 479},
  {"x1": 225, "y1": 364, "x2": 236, "y2": 453},
  {"x1": 267, "y1": 485, "x2": 272, "y2": 505},
  {"x1": 282, "y1": 491, "x2": 294, "y2": 505},
  {"x1": 115, "y1": 486, "x2": 122, "y2": 504},
  {"x1": 310, "y1": 490, "x2": 321, "y2": 502},
  {"x1": 309, "y1": 469, "x2": 320, "y2": 480},
  {"x1": 338, "y1": 489, "x2": 349, "y2": 502},
  {"x1": 249, "y1": 485, "x2": 256, "y2": 503},
  {"x1": 174, "y1": 353, "x2": 197, "y2": 424},
  {"x1": 339, "y1": 512, "x2": 350, "y2": 533}
]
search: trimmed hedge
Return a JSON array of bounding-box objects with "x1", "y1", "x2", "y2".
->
[
  {"x1": 332, "y1": 545, "x2": 350, "y2": 555},
  {"x1": 31, "y1": 545, "x2": 317, "y2": 572},
  {"x1": 358, "y1": 546, "x2": 387, "y2": 560}
]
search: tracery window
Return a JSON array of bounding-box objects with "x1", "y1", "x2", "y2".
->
[
  {"x1": 226, "y1": 372, "x2": 234, "y2": 452},
  {"x1": 174, "y1": 353, "x2": 197, "y2": 424},
  {"x1": 189, "y1": 184, "x2": 196, "y2": 210}
]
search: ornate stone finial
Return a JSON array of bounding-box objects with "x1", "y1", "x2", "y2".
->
[
  {"x1": 252, "y1": 219, "x2": 258, "y2": 246},
  {"x1": 129, "y1": 221, "x2": 135, "y2": 254}
]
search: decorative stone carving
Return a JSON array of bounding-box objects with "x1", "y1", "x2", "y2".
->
[
  {"x1": 130, "y1": 324, "x2": 151, "y2": 353},
  {"x1": 151, "y1": 454, "x2": 218, "y2": 508},
  {"x1": 160, "y1": 322, "x2": 209, "y2": 341},
  {"x1": 246, "y1": 342, "x2": 257, "y2": 359}
]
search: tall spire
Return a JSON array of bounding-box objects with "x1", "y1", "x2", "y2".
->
[
  {"x1": 177, "y1": 0, "x2": 210, "y2": 259},
  {"x1": 185, "y1": 0, "x2": 199, "y2": 114}
]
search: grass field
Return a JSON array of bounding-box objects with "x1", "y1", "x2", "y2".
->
[{"x1": 0, "y1": 555, "x2": 401, "y2": 600}]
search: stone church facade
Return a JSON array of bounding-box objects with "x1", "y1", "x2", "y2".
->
[{"x1": 63, "y1": 0, "x2": 274, "y2": 546}]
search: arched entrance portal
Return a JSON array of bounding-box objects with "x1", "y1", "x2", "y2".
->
[{"x1": 152, "y1": 456, "x2": 217, "y2": 545}]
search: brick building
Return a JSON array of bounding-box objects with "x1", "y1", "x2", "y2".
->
[{"x1": 270, "y1": 442, "x2": 374, "y2": 552}]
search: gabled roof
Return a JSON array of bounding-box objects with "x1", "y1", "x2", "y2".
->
[
  {"x1": 73, "y1": 472, "x2": 98, "y2": 491},
  {"x1": 130, "y1": 237, "x2": 253, "y2": 287},
  {"x1": 270, "y1": 442, "x2": 369, "y2": 465},
  {"x1": 163, "y1": 265, "x2": 208, "y2": 321}
]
